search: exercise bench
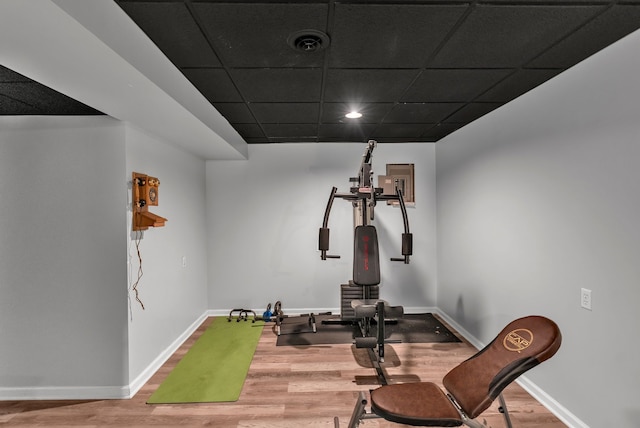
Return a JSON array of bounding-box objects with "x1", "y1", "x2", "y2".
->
[{"x1": 339, "y1": 315, "x2": 562, "y2": 428}]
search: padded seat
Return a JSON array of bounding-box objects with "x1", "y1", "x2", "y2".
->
[
  {"x1": 371, "y1": 383, "x2": 462, "y2": 426},
  {"x1": 345, "y1": 315, "x2": 562, "y2": 428}
]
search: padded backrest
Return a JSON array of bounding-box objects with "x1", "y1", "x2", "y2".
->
[
  {"x1": 353, "y1": 225, "x2": 380, "y2": 286},
  {"x1": 443, "y1": 315, "x2": 561, "y2": 419}
]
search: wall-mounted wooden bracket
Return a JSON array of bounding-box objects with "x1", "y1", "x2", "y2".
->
[
  {"x1": 132, "y1": 172, "x2": 167, "y2": 231},
  {"x1": 135, "y1": 211, "x2": 167, "y2": 230}
]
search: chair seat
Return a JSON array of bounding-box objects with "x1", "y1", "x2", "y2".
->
[{"x1": 370, "y1": 382, "x2": 463, "y2": 427}]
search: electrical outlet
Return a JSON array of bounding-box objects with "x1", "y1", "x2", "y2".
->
[
  {"x1": 581, "y1": 288, "x2": 592, "y2": 310},
  {"x1": 181, "y1": 256, "x2": 187, "y2": 268}
]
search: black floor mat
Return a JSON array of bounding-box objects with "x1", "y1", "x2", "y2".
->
[{"x1": 275, "y1": 313, "x2": 461, "y2": 346}]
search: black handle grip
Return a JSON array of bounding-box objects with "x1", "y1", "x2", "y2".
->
[
  {"x1": 402, "y1": 233, "x2": 413, "y2": 256},
  {"x1": 319, "y1": 228, "x2": 330, "y2": 251}
]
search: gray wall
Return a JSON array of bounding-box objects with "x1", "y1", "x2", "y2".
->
[
  {"x1": 206, "y1": 143, "x2": 437, "y2": 313},
  {"x1": 125, "y1": 125, "x2": 209, "y2": 393},
  {"x1": 0, "y1": 117, "x2": 209, "y2": 399},
  {"x1": 436, "y1": 30, "x2": 640, "y2": 427},
  {"x1": 0, "y1": 117, "x2": 128, "y2": 398}
]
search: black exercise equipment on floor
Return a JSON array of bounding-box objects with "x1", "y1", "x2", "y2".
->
[
  {"x1": 254, "y1": 301, "x2": 319, "y2": 336},
  {"x1": 338, "y1": 315, "x2": 562, "y2": 428},
  {"x1": 319, "y1": 140, "x2": 413, "y2": 384},
  {"x1": 272, "y1": 301, "x2": 319, "y2": 336},
  {"x1": 275, "y1": 313, "x2": 460, "y2": 347},
  {"x1": 227, "y1": 308, "x2": 257, "y2": 322}
]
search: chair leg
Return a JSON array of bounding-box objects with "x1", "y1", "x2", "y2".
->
[
  {"x1": 340, "y1": 391, "x2": 383, "y2": 428},
  {"x1": 346, "y1": 391, "x2": 368, "y2": 428},
  {"x1": 498, "y1": 393, "x2": 513, "y2": 428},
  {"x1": 462, "y1": 419, "x2": 487, "y2": 428}
]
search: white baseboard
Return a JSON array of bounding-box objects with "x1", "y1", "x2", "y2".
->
[
  {"x1": 126, "y1": 310, "x2": 209, "y2": 398},
  {"x1": 516, "y1": 377, "x2": 590, "y2": 428},
  {"x1": 0, "y1": 310, "x2": 211, "y2": 401},
  {"x1": 433, "y1": 308, "x2": 589, "y2": 428},
  {"x1": 0, "y1": 385, "x2": 128, "y2": 401}
]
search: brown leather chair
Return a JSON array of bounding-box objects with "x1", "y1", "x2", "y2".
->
[{"x1": 341, "y1": 315, "x2": 562, "y2": 428}]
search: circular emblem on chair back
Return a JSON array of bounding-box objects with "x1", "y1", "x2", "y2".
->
[
  {"x1": 442, "y1": 316, "x2": 561, "y2": 420},
  {"x1": 503, "y1": 328, "x2": 533, "y2": 353}
]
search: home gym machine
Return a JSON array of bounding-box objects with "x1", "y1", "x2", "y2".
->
[{"x1": 318, "y1": 140, "x2": 413, "y2": 384}]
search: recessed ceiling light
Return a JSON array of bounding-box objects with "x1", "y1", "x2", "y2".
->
[{"x1": 345, "y1": 111, "x2": 362, "y2": 119}]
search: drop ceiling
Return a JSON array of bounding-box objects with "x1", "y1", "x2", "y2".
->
[{"x1": 2, "y1": 0, "x2": 640, "y2": 145}]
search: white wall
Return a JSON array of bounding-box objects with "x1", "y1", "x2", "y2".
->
[
  {"x1": 436, "y1": 30, "x2": 640, "y2": 428},
  {"x1": 206, "y1": 143, "x2": 436, "y2": 313},
  {"x1": 125, "y1": 125, "x2": 208, "y2": 393},
  {"x1": 0, "y1": 117, "x2": 128, "y2": 398},
  {"x1": 0, "y1": 117, "x2": 209, "y2": 399}
]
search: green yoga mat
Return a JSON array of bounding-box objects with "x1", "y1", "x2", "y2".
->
[{"x1": 147, "y1": 317, "x2": 264, "y2": 404}]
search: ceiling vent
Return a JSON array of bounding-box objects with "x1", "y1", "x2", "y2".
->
[{"x1": 287, "y1": 29, "x2": 330, "y2": 53}]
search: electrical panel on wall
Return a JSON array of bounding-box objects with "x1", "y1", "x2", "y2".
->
[
  {"x1": 132, "y1": 172, "x2": 167, "y2": 231},
  {"x1": 379, "y1": 163, "x2": 415, "y2": 205}
]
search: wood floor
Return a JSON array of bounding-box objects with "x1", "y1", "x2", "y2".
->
[{"x1": 0, "y1": 315, "x2": 567, "y2": 427}]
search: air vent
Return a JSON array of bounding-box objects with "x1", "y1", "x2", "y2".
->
[{"x1": 287, "y1": 29, "x2": 330, "y2": 53}]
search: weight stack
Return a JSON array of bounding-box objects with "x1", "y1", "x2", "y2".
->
[{"x1": 340, "y1": 283, "x2": 379, "y2": 320}]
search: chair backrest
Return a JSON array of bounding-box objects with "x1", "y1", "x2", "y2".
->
[
  {"x1": 353, "y1": 225, "x2": 381, "y2": 286},
  {"x1": 442, "y1": 315, "x2": 561, "y2": 419}
]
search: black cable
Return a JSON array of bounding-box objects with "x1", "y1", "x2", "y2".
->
[{"x1": 131, "y1": 229, "x2": 145, "y2": 310}]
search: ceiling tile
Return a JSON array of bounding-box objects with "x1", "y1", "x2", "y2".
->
[
  {"x1": 528, "y1": 5, "x2": 640, "y2": 68},
  {"x1": 484, "y1": 0, "x2": 608, "y2": 3},
  {"x1": 318, "y1": 123, "x2": 377, "y2": 142},
  {"x1": 262, "y1": 123, "x2": 318, "y2": 139},
  {"x1": 330, "y1": 3, "x2": 468, "y2": 68},
  {"x1": 383, "y1": 102, "x2": 465, "y2": 124},
  {"x1": 372, "y1": 123, "x2": 434, "y2": 140},
  {"x1": 272, "y1": 136, "x2": 319, "y2": 143},
  {"x1": 431, "y1": 4, "x2": 606, "y2": 67},
  {"x1": 0, "y1": 82, "x2": 101, "y2": 115},
  {"x1": 324, "y1": 69, "x2": 418, "y2": 102},
  {"x1": 183, "y1": 69, "x2": 243, "y2": 102},
  {"x1": 192, "y1": 2, "x2": 329, "y2": 67},
  {"x1": 444, "y1": 102, "x2": 503, "y2": 123},
  {"x1": 402, "y1": 69, "x2": 514, "y2": 102},
  {"x1": 477, "y1": 69, "x2": 563, "y2": 102},
  {"x1": 119, "y1": 2, "x2": 221, "y2": 67},
  {"x1": 250, "y1": 103, "x2": 320, "y2": 123},
  {"x1": 232, "y1": 123, "x2": 265, "y2": 140},
  {"x1": 0, "y1": 94, "x2": 41, "y2": 114},
  {"x1": 0, "y1": 66, "x2": 32, "y2": 82},
  {"x1": 212, "y1": 102, "x2": 255, "y2": 124},
  {"x1": 422, "y1": 123, "x2": 464, "y2": 140},
  {"x1": 231, "y1": 69, "x2": 322, "y2": 102}
]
